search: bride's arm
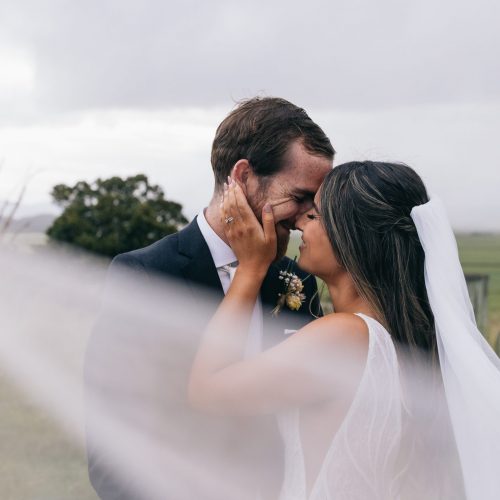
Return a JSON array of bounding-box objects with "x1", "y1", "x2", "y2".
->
[
  {"x1": 188, "y1": 180, "x2": 368, "y2": 415},
  {"x1": 188, "y1": 178, "x2": 275, "y2": 405}
]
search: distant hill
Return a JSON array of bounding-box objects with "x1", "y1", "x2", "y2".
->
[{"x1": 0, "y1": 214, "x2": 56, "y2": 234}]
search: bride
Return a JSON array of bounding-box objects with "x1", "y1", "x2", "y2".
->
[{"x1": 188, "y1": 161, "x2": 500, "y2": 499}]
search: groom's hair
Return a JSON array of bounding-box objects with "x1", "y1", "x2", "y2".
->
[{"x1": 211, "y1": 97, "x2": 334, "y2": 188}]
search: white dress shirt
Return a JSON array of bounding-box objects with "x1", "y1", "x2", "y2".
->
[{"x1": 196, "y1": 209, "x2": 263, "y2": 357}]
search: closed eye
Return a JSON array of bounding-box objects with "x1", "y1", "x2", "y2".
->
[
  {"x1": 306, "y1": 213, "x2": 321, "y2": 220},
  {"x1": 292, "y1": 194, "x2": 315, "y2": 214}
]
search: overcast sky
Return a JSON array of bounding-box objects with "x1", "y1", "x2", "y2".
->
[{"x1": 0, "y1": 0, "x2": 499, "y2": 230}]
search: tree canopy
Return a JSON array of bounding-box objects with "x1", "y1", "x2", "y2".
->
[{"x1": 47, "y1": 174, "x2": 188, "y2": 257}]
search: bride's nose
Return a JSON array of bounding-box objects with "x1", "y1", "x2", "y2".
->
[{"x1": 294, "y1": 212, "x2": 308, "y2": 232}]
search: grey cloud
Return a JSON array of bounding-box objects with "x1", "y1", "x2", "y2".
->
[{"x1": 1, "y1": 0, "x2": 499, "y2": 115}]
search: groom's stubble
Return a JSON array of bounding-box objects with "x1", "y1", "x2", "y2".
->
[{"x1": 246, "y1": 182, "x2": 291, "y2": 261}]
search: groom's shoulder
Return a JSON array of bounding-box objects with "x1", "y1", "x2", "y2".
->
[
  {"x1": 110, "y1": 220, "x2": 197, "y2": 277},
  {"x1": 113, "y1": 232, "x2": 177, "y2": 268}
]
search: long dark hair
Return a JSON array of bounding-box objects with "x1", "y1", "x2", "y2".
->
[{"x1": 320, "y1": 161, "x2": 437, "y2": 359}]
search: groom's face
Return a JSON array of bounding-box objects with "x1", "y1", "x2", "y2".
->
[{"x1": 246, "y1": 139, "x2": 332, "y2": 259}]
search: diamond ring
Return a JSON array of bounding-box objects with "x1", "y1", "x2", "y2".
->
[{"x1": 224, "y1": 216, "x2": 234, "y2": 224}]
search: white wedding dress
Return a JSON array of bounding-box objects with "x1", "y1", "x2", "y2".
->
[
  {"x1": 277, "y1": 313, "x2": 403, "y2": 500},
  {"x1": 274, "y1": 197, "x2": 500, "y2": 500}
]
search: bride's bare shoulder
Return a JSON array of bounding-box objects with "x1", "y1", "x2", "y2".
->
[{"x1": 297, "y1": 312, "x2": 369, "y2": 350}]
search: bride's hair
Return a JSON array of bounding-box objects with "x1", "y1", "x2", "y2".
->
[{"x1": 320, "y1": 161, "x2": 437, "y2": 359}]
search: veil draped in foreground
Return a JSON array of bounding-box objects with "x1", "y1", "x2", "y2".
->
[{"x1": 0, "y1": 198, "x2": 498, "y2": 500}]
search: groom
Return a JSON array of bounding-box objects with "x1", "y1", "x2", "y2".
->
[{"x1": 86, "y1": 97, "x2": 335, "y2": 499}]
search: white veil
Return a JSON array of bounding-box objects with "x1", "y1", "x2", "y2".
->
[
  {"x1": 1, "y1": 198, "x2": 499, "y2": 499},
  {"x1": 411, "y1": 198, "x2": 500, "y2": 500}
]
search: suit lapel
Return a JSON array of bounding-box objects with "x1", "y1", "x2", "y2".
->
[
  {"x1": 260, "y1": 263, "x2": 281, "y2": 312},
  {"x1": 177, "y1": 218, "x2": 225, "y2": 302},
  {"x1": 179, "y1": 218, "x2": 282, "y2": 299},
  {"x1": 176, "y1": 221, "x2": 310, "y2": 335}
]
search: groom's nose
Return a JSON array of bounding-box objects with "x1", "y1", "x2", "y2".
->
[{"x1": 279, "y1": 219, "x2": 296, "y2": 231}]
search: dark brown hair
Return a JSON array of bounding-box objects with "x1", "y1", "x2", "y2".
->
[
  {"x1": 211, "y1": 97, "x2": 335, "y2": 188},
  {"x1": 320, "y1": 161, "x2": 437, "y2": 359}
]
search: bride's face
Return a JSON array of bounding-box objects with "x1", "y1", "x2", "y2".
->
[{"x1": 295, "y1": 190, "x2": 341, "y2": 280}]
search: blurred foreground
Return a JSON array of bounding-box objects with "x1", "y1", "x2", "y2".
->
[{"x1": 0, "y1": 234, "x2": 497, "y2": 499}]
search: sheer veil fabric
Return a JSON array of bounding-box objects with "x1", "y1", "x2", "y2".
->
[
  {"x1": 0, "y1": 197, "x2": 499, "y2": 500},
  {"x1": 411, "y1": 198, "x2": 500, "y2": 500}
]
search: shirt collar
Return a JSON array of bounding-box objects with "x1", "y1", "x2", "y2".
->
[{"x1": 196, "y1": 208, "x2": 237, "y2": 268}]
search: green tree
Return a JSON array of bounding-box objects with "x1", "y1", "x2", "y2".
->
[{"x1": 47, "y1": 174, "x2": 188, "y2": 257}]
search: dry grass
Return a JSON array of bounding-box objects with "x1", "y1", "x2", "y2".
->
[
  {"x1": 0, "y1": 165, "x2": 27, "y2": 239},
  {"x1": 0, "y1": 373, "x2": 98, "y2": 500}
]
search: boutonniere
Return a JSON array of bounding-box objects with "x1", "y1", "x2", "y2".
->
[{"x1": 271, "y1": 258, "x2": 309, "y2": 317}]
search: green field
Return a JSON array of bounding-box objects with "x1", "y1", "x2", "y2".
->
[
  {"x1": 456, "y1": 234, "x2": 500, "y2": 314},
  {"x1": 457, "y1": 233, "x2": 500, "y2": 346}
]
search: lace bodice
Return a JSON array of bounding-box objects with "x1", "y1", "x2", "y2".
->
[{"x1": 277, "y1": 313, "x2": 402, "y2": 500}]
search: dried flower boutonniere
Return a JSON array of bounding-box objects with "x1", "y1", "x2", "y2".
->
[{"x1": 271, "y1": 257, "x2": 309, "y2": 317}]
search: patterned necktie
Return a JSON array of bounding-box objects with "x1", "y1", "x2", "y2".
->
[{"x1": 218, "y1": 261, "x2": 238, "y2": 282}]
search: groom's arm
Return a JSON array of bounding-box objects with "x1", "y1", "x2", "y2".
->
[
  {"x1": 85, "y1": 254, "x2": 152, "y2": 500},
  {"x1": 85, "y1": 251, "x2": 222, "y2": 500},
  {"x1": 85, "y1": 253, "x2": 190, "y2": 500}
]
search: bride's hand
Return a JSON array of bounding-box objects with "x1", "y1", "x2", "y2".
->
[{"x1": 221, "y1": 178, "x2": 277, "y2": 277}]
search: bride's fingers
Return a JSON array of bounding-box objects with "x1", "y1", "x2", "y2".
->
[
  {"x1": 262, "y1": 203, "x2": 276, "y2": 247},
  {"x1": 222, "y1": 183, "x2": 235, "y2": 230},
  {"x1": 232, "y1": 182, "x2": 255, "y2": 224},
  {"x1": 219, "y1": 191, "x2": 226, "y2": 225},
  {"x1": 227, "y1": 179, "x2": 244, "y2": 223},
  {"x1": 219, "y1": 184, "x2": 229, "y2": 229}
]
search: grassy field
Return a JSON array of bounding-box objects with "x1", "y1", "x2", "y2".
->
[
  {"x1": 287, "y1": 232, "x2": 500, "y2": 345},
  {"x1": 0, "y1": 373, "x2": 97, "y2": 500},
  {"x1": 456, "y1": 233, "x2": 500, "y2": 345}
]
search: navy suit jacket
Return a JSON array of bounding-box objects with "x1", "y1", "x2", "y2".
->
[{"x1": 85, "y1": 218, "x2": 321, "y2": 500}]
